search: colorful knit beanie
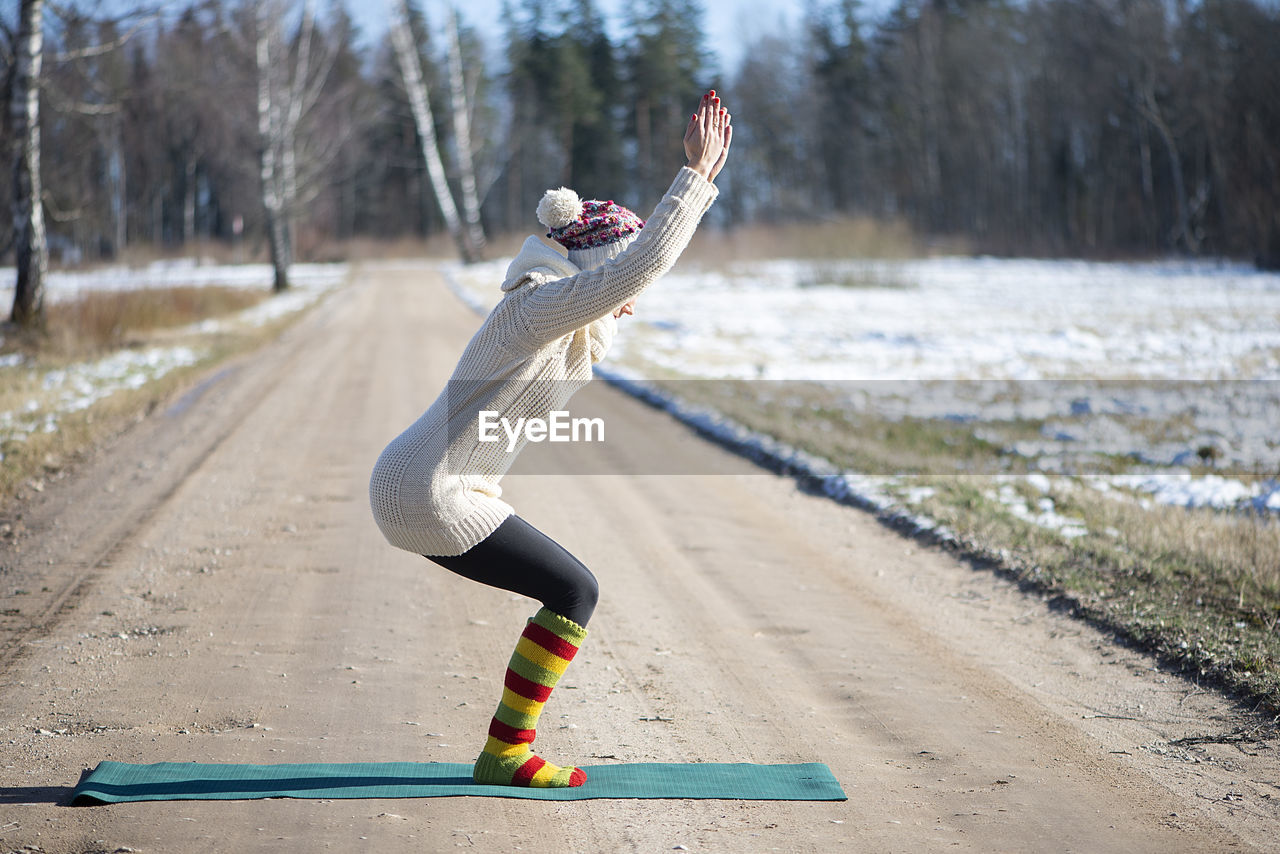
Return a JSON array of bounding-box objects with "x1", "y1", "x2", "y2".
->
[{"x1": 537, "y1": 187, "x2": 644, "y2": 270}]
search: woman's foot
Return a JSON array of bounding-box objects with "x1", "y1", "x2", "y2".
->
[
  {"x1": 473, "y1": 746, "x2": 586, "y2": 787},
  {"x1": 472, "y1": 607, "x2": 588, "y2": 788}
]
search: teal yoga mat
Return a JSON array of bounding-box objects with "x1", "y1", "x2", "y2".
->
[{"x1": 72, "y1": 760, "x2": 846, "y2": 803}]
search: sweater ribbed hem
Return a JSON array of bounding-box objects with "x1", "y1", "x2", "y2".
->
[
  {"x1": 567, "y1": 232, "x2": 640, "y2": 272},
  {"x1": 379, "y1": 500, "x2": 514, "y2": 557}
]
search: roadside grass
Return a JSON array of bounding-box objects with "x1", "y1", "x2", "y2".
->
[
  {"x1": 109, "y1": 239, "x2": 258, "y2": 269},
  {"x1": 654, "y1": 376, "x2": 1280, "y2": 714},
  {"x1": 680, "y1": 215, "x2": 946, "y2": 268},
  {"x1": 911, "y1": 478, "x2": 1280, "y2": 709},
  {"x1": 0, "y1": 350, "x2": 215, "y2": 509},
  {"x1": 656, "y1": 379, "x2": 1043, "y2": 475},
  {"x1": 43, "y1": 286, "x2": 266, "y2": 356},
  {"x1": 0, "y1": 283, "x2": 318, "y2": 512}
]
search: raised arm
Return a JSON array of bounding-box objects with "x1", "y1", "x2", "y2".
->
[{"x1": 516, "y1": 92, "x2": 733, "y2": 344}]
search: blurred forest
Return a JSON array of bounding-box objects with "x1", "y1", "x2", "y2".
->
[{"x1": 3, "y1": 0, "x2": 1279, "y2": 290}]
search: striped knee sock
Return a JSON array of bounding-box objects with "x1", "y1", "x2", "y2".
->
[{"x1": 473, "y1": 607, "x2": 588, "y2": 788}]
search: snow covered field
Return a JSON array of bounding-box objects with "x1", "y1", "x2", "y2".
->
[
  {"x1": 0, "y1": 259, "x2": 348, "y2": 306},
  {"x1": 449, "y1": 255, "x2": 1280, "y2": 381},
  {"x1": 445, "y1": 254, "x2": 1280, "y2": 519},
  {"x1": 0, "y1": 262, "x2": 347, "y2": 456}
]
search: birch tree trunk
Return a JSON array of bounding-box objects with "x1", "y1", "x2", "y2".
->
[
  {"x1": 183, "y1": 155, "x2": 197, "y2": 244},
  {"x1": 256, "y1": 3, "x2": 291, "y2": 291},
  {"x1": 390, "y1": 0, "x2": 471, "y2": 262},
  {"x1": 10, "y1": 0, "x2": 49, "y2": 330},
  {"x1": 250, "y1": 0, "x2": 346, "y2": 289},
  {"x1": 110, "y1": 113, "x2": 127, "y2": 254},
  {"x1": 445, "y1": 7, "x2": 486, "y2": 259},
  {"x1": 279, "y1": 0, "x2": 315, "y2": 274}
]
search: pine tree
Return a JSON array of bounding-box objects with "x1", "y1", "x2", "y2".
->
[
  {"x1": 623, "y1": 0, "x2": 710, "y2": 208},
  {"x1": 809, "y1": 0, "x2": 869, "y2": 213}
]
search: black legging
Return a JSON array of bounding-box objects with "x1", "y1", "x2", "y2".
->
[{"x1": 425, "y1": 515, "x2": 599, "y2": 627}]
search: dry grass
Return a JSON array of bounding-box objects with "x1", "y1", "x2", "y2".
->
[
  {"x1": 653, "y1": 379, "x2": 1024, "y2": 474},
  {"x1": 60, "y1": 214, "x2": 938, "y2": 275},
  {"x1": 105, "y1": 239, "x2": 263, "y2": 270},
  {"x1": 679, "y1": 216, "x2": 953, "y2": 269},
  {"x1": 75, "y1": 235, "x2": 455, "y2": 271},
  {"x1": 0, "y1": 353, "x2": 221, "y2": 507},
  {"x1": 331, "y1": 219, "x2": 938, "y2": 268},
  {"x1": 0, "y1": 283, "x2": 318, "y2": 511},
  {"x1": 914, "y1": 477, "x2": 1280, "y2": 711},
  {"x1": 67, "y1": 217, "x2": 932, "y2": 273},
  {"x1": 33, "y1": 287, "x2": 267, "y2": 359}
]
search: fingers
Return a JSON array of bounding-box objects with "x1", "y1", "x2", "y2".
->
[
  {"x1": 686, "y1": 89, "x2": 731, "y2": 180},
  {"x1": 710, "y1": 121, "x2": 733, "y2": 182},
  {"x1": 693, "y1": 90, "x2": 728, "y2": 122},
  {"x1": 699, "y1": 90, "x2": 719, "y2": 121}
]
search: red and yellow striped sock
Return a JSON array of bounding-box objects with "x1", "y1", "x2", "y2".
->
[{"x1": 472, "y1": 607, "x2": 588, "y2": 788}]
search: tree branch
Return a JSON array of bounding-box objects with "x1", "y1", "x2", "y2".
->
[
  {"x1": 41, "y1": 190, "x2": 86, "y2": 224},
  {"x1": 49, "y1": 13, "x2": 157, "y2": 63},
  {"x1": 41, "y1": 84, "x2": 121, "y2": 116}
]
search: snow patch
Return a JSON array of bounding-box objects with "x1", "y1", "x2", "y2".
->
[
  {"x1": 438, "y1": 256, "x2": 1280, "y2": 516},
  {"x1": 0, "y1": 262, "x2": 347, "y2": 451}
]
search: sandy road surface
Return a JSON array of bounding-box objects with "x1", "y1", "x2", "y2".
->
[{"x1": 1, "y1": 264, "x2": 1278, "y2": 853}]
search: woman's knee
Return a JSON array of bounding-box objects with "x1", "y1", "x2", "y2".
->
[
  {"x1": 555, "y1": 565, "x2": 598, "y2": 626},
  {"x1": 578, "y1": 568, "x2": 600, "y2": 613}
]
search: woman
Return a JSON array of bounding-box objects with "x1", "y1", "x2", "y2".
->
[{"x1": 370, "y1": 91, "x2": 732, "y2": 788}]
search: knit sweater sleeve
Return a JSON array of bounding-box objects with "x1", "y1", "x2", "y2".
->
[
  {"x1": 586, "y1": 313, "x2": 616, "y2": 363},
  {"x1": 515, "y1": 167, "x2": 719, "y2": 344}
]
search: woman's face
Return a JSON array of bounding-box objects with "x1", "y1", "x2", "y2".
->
[{"x1": 613, "y1": 299, "x2": 637, "y2": 319}]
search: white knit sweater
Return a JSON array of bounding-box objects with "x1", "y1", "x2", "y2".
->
[{"x1": 370, "y1": 167, "x2": 719, "y2": 556}]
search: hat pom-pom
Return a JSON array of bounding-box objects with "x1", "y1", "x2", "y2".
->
[{"x1": 537, "y1": 187, "x2": 583, "y2": 229}]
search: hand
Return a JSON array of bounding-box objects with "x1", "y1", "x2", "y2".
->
[
  {"x1": 684, "y1": 90, "x2": 733, "y2": 183},
  {"x1": 613, "y1": 299, "x2": 636, "y2": 319}
]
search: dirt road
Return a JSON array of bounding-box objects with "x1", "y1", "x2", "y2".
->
[{"x1": 2, "y1": 264, "x2": 1277, "y2": 853}]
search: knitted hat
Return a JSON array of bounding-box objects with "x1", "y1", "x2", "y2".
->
[{"x1": 537, "y1": 187, "x2": 644, "y2": 270}]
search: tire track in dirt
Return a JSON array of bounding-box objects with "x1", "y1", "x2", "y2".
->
[{"x1": 0, "y1": 291, "x2": 337, "y2": 677}]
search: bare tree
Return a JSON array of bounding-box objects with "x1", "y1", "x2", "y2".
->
[
  {"x1": 1, "y1": 13, "x2": 19, "y2": 259},
  {"x1": 256, "y1": 0, "x2": 294, "y2": 291},
  {"x1": 445, "y1": 6, "x2": 485, "y2": 258},
  {"x1": 390, "y1": 0, "x2": 475, "y2": 262},
  {"x1": 1135, "y1": 73, "x2": 1195, "y2": 253},
  {"x1": 9, "y1": 0, "x2": 47, "y2": 330},
  {"x1": 50, "y1": 10, "x2": 144, "y2": 257},
  {"x1": 253, "y1": 0, "x2": 342, "y2": 291}
]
